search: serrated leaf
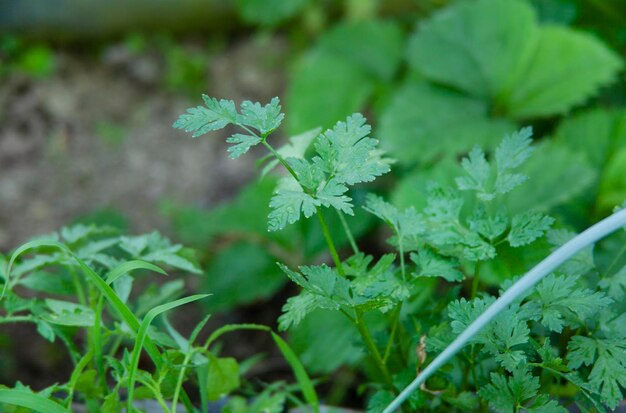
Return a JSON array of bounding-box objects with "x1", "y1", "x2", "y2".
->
[
  {"x1": 567, "y1": 336, "x2": 626, "y2": 409},
  {"x1": 508, "y1": 212, "x2": 554, "y2": 247},
  {"x1": 315, "y1": 179, "x2": 353, "y2": 215},
  {"x1": 225, "y1": 133, "x2": 262, "y2": 159},
  {"x1": 268, "y1": 179, "x2": 318, "y2": 232},
  {"x1": 239, "y1": 98, "x2": 284, "y2": 135},
  {"x1": 313, "y1": 113, "x2": 390, "y2": 185},
  {"x1": 456, "y1": 146, "x2": 492, "y2": 197},
  {"x1": 363, "y1": 194, "x2": 421, "y2": 245},
  {"x1": 479, "y1": 368, "x2": 540, "y2": 413},
  {"x1": 448, "y1": 297, "x2": 530, "y2": 370},
  {"x1": 535, "y1": 274, "x2": 612, "y2": 332},
  {"x1": 468, "y1": 204, "x2": 508, "y2": 241},
  {"x1": 172, "y1": 96, "x2": 237, "y2": 138},
  {"x1": 410, "y1": 248, "x2": 464, "y2": 282}
]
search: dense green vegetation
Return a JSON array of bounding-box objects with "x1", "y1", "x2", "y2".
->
[{"x1": 1, "y1": 0, "x2": 626, "y2": 412}]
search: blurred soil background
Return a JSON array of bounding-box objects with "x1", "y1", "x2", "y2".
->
[{"x1": 0, "y1": 1, "x2": 300, "y2": 392}]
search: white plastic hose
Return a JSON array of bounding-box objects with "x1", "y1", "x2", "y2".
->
[{"x1": 383, "y1": 208, "x2": 626, "y2": 413}]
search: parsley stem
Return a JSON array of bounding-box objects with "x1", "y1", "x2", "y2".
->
[
  {"x1": 317, "y1": 208, "x2": 345, "y2": 276},
  {"x1": 260, "y1": 139, "x2": 299, "y2": 180},
  {"x1": 338, "y1": 211, "x2": 359, "y2": 254},
  {"x1": 383, "y1": 304, "x2": 402, "y2": 364},
  {"x1": 355, "y1": 311, "x2": 395, "y2": 389}
]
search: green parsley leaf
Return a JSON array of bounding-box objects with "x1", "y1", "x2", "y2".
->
[
  {"x1": 534, "y1": 274, "x2": 612, "y2": 332},
  {"x1": 507, "y1": 212, "x2": 554, "y2": 247},
  {"x1": 410, "y1": 247, "x2": 464, "y2": 282},
  {"x1": 173, "y1": 96, "x2": 284, "y2": 157},
  {"x1": 312, "y1": 113, "x2": 390, "y2": 185},
  {"x1": 567, "y1": 336, "x2": 626, "y2": 409},
  {"x1": 479, "y1": 368, "x2": 539, "y2": 413},
  {"x1": 225, "y1": 133, "x2": 262, "y2": 159}
]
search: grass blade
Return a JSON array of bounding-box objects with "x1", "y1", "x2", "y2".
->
[
  {"x1": 126, "y1": 294, "x2": 210, "y2": 412},
  {"x1": 104, "y1": 260, "x2": 166, "y2": 284},
  {"x1": 271, "y1": 332, "x2": 319, "y2": 412},
  {"x1": 0, "y1": 389, "x2": 69, "y2": 413}
]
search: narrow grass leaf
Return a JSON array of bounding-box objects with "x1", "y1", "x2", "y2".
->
[
  {"x1": 126, "y1": 294, "x2": 210, "y2": 412},
  {"x1": 0, "y1": 389, "x2": 69, "y2": 413},
  {"x1": 271, "y1": 332, "x2": 319, "y2": 412}
]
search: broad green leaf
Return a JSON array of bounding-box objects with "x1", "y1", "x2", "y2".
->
[
  {"x1": 378, "y1": 82, "x2": 513, "y2": 166},
  {"x1": 598, "y1": 147, "x2": 626, "y2": 211},
  {"x1": 203, "y1": 242, "x2": 286, "y2": 312},
  {"x1": 289, "y1": 309, "x2": 362, "y2": 374},
  {"x1": 504, "y1": 140, "x2": 596, "y2": 214},
  {"x1": 42, "y1": 299, "x2": 96, "y2": 327},
  {"x1": 317, "y1": 20, "x2": 403, "y2": 81},
  {"x1": 205, "y1": 357, "x2": 240, "y2": 401},
  {"x1": 287, "y1": 52, "x2": 373, "y2": 135},
  {"x1": 505, "y1": 27, "x2": 622, "y2": 119},
  {"x1": 18, "y1": 270, "x2": 74, "y2": 295},
  {"x1": 407, "y1": 0, "x2": 538, "y2": 99},
  {"x1": 236, "y1": 0, "x2": 308, "y2": 26}
]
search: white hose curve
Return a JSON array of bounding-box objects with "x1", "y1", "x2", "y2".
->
[{"x1": 383, "y1": 208, "x2": 626, "y2": 413}]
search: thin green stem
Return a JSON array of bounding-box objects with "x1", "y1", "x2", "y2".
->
[
  {"x1": 317, "y1": 209, "x2": 345, "y2": 276},
  {"x1": 261, "y1": 140, "x2": 299, "y2": 179},
  {"x1": 65, "y1": 350, "x2": 93, "y2": 408},
  {"x1": 338, "y1": 211, "x2": 359, "y2": 254},
  {"x1": 355, "y1": 311, "x2": 394, "y2": 389},
  {"x1": 93, "y1": 296, "x2": 106, "y2": 390},
  {"x1": 68, "y1": 263, "x2": 87, "y2": 307},
  {"x1": 171, "y1": 349, "x2": 195, "y2": 413},
  {"x1": 398, "y1": 237, "x2": 406, "y2": 281},
  {"x1": 383, "y1": 304, "x2": 402, "y2": 364},
  {"x1": 0, "y1": 315, "x2": 34, "y2": 324}
]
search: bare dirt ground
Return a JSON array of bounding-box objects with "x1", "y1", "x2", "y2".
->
[{"x1": 0, "y1": 35, "x2": 288, "y2": 251}]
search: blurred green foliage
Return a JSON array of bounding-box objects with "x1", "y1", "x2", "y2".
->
[{"x1": 0, "y1": 36, "x2": 55, "y2": 78}]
